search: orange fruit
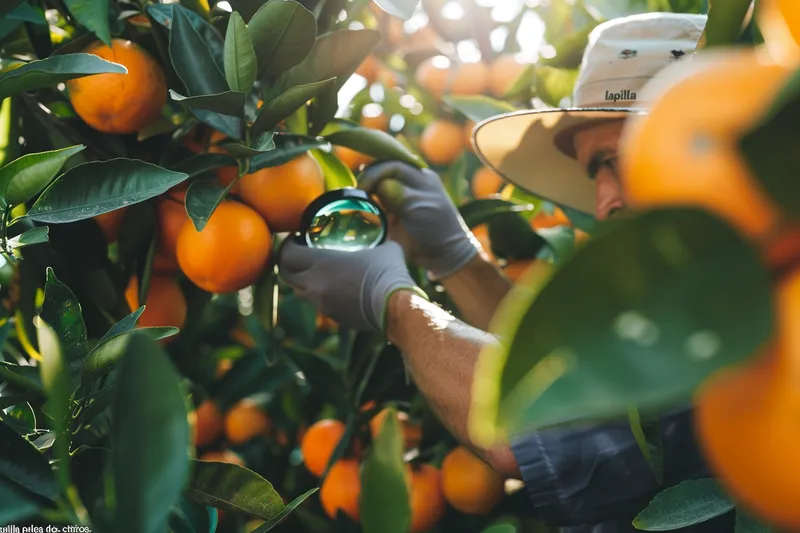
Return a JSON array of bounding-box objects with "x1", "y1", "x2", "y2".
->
[
  {"x1": 420, "y1": 120, "x2": 464, "y2": 166},
  {"x1": 759, "y1": 0, "x2": 800, "y2": 65},
  {"x1": 315, "y1": 313, "x2": 338, "y2": 333},
  {"x1": 472, "y1": 167, "x2": 504, "y2": 199},
  {"x1": 620, "y1": 48, "x2": 792, "y2": 242},
  {"x1": 489, "y1": 55, "x2": 528, "y2": 97},
  {"x1": 199, "y1": 449, "x2": 245, "y2": 466},
  {"x1": 238, "y1": 153, "x2": 325, "y2": 233},
  {"x1": 695, "y1": 270, "x2": 800, "y2": 529},
  {"x1": 334, "y1": 145, "x2": 372, "y2": 171},
  {"x1": 224, "y1": 400, "x2": 271, "y2": 445},
  {"x1": 125, "y1": 274, "x2": 187, "y2": 330},
  {"x1": 451, "y1": 62, "x2": 489, "y2": 95},
  {"x1": 410, "y1": 464, "x2": 446, "y2": 533},
  {"x1": 415, "y1": 56, "x2": 452, "y2": 98},
  {"x1": 153, "y1": 193, "x2": 188, "y2": 273},
  {"x1": 356, "y1": 55, "x2": 380, "y2": 83},
  {"x1": 216, "y1": 358, "x2": 234, "y2": 379},
  {"x1": 463, "y1": 120, "x2": 476, "y2": 152},
  {"x1": 176, "y1": 200, "x2": 272, "y2": 293},
  {"x1": 301, "y1": 419, "x2": 346, "y2": 477},
  {"x1": 441, "y1": 446, "x2": 505, "y2": 514},
  {"x1": 471, "y1": 224, "x2": 496, "y2": 262},
  {"x1": 532, "y1": 206, "x2": 571, "y2": 230},
  {"x1": 368, "y1": 408, "x2": 423, "y2": 450},
  {"x1": 192, "y1": 400, "x2": 223, "y2": 447},
  {"x1": 320, "y1": 459, "x2": 361, "y2": 521},
  {"x1": 93, "y1": 208, "x2": 127, "y2": 242},
  {"x1": 360, "y1": 106, "x2": 389, "y2": 131},
  {"x1": 67, "y1": 39, "x2": 166, "y2": 134},
  {"x1": 377, "y1": 67, "x2": 399, "y2": 88}
]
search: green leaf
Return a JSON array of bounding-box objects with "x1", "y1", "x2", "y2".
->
[
  {"x1": 535, "y1": 226, "x2": 576, "y2": 264},
  {"x1": 279, "y1": 28, "x2": 381, "y2": 90},
  {"x1": 481, "y1": 526, "x2": 517, "y2": 533},
  {"x1": 251, "y1": 488, "x2": 318, "y2": 532},
  {"x1": 698, "y1": 0, "x2": 753, "y2": 48},
  {"x1": 0, "y1": 362, "x2": 43, "y2": 394},
  {"x1": 82, "y1": 328, "x2": 180, "y2": 378},
  {"x1": 185, "y1": 461, "x2": 284, "y2": 520},
  {"x1": 0, "y1": 54, "x2": 126, "y2": 101},
  {"x1": 739, "y1": 68, "x2": 800, "y2": 217},
  {"x1": 372, "y1": 0, "x2": 420, "y2": 20},
  {"x1": 0, "y1": 476, "x2": 40, "y2": 525},
  {"x1": 360, "y1": 407, "x2": 410, "y2": 533},
  {"x1": 185, "y1": 181, "x2": 227, "y2": 233},
  {"x1": 112, "y1": 333, "x2": 191, "y2": 533},
  {"x1": 169, "y1": 90, "x2": 246, "y2": 118},
  {"x1": 0, "y1": 420, "x2": 58, "y2": 500},
  {"x1": 628, "y1": 407, "x2": 663, "y2": 485},
  {"x1": 169, "y1": 5, "x2": 228, "y2": 97},
  {"x1": 0, "y1": 0, "x2": 25, "y2": 18},
  {"x1": 99, "y1": 307, "x2": 145, "y2": 343},
  {"x1": 633, "y1": 479, "x2": 733, "y2": 531},
  {"x1": 472, "y1": 208, "x2": 774, "y2": 439},
  {"x1": 487, "y1": 212, "x2": 548, "y2": 261},
  {"x1": 192, "y1": 110, "x2": 243, "y2": 142},
  {"x1": 0, "y1": 145, "x2": 85, "y2": 206},
  {"x1": 249, "y1": 0, "x2": 317, "y2": 78},
  {"x1": 252, "y1": 78, "x2": 337, "y2": 137},
  {"x1": 63, "y1": 0, "x2": 111, "y2": 46},
  {"x1": 459, "y1": 198, "x2": 536, "y2": 228},
  {"x1": 36, "y1": 317, "x2": 72, "y2": 493},
  {"x1": 535, "y1": 66, "x2": 579, "y2": 107},
  {"x1": 169, "y1": 153, "x2": 238, "y2": 179},
  {"x1": 148, "y1": 4, "x2": 224, "y2": 71},
  {"x1": 222, "y1": 132, "x2": 277, "y2": 158},
  {"x1": 326, "y1": 127, "x2": 424, "y2": 168},
  {"x1": 0, "y1": 403, "x2": 36, "y2": 434},
  {"x1": 224, "y1": 12, "x2": 257, "y2": 93},
  {"x1": 7, "y1": 226, "x2": 49, "y2": 250},
  {"x1": 27, "y1": 159, "x2": 188, "y2": 224},
  {"x1": 39, "y1": 267, "x2": 88, "y2": 363},
  {"x1": 443, "y1": 95, "x2": 518, "y2": 123},
  {"x1": 248, "y1": 134, "x2": 328, "y2": 172},
  {"x1": 735, "y1": 510, "x2": 779, "y2": 533},
  {"x1": 311, "y1": 149, "x2": 356, "y2": 190}
]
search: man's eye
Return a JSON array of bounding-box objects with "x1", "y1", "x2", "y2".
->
[{"x1": 587, "y1": 155, "x2": 619, "y2": 180}]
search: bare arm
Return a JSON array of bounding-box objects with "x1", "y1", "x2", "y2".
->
[
  {"x1": 386, "y1": 289, "x2": 520, "y2": 478},
  {"x1": 439, "y1": 253, "x2": 514, "y2": 331}
]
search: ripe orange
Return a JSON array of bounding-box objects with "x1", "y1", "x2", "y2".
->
[
  {"x1": 451, "y1": 62, "x2": 489, "y2": 95},
  {"x1": 489, "y1": 55, "x2": 528, "y2": 97},
  {"x1": 420, "y1": 120, "x2": 464, "y2": 166},
  {"x1": 415, "y1": 56, "x2": 452, "y2": 98},
  {"x1": 238, "y1": 153, "x2": 325, "y2": 233},
  {"x1": 410, "y1": 464, "x2": 445, "y2": 533},
  {"x1": 176, "y1": 200, "x2": 272, "y2": 293},
  {"x1": 67, "y1": 39, "x2": 166, "y2": 134},
  {"x1": 377, "y1": 67, "x2": 399, "y2": 88},
  {"x1": 441, "y1": 446, "x2": 505, "y2": 515},
  {"x1": 472, "y1": 167, "x2": 504, "y2": 199},
  {"x1": 695, "y1": 270, "x2": 800, "y2": 529},
  {"x1": 192, "y1": 400, "x2": 223, "y2": 447},
  {"x1": 93, "y1": 208, "x2": 127, "y2": 242},
  {"x1": 301, "y1": 419, "x2": 346, "y2": 477},
  {"x1": 335, "y1": 145, "x2": 373, "y2": 171},
  {"x1": 356, "y1": 55, "x2": 380, "y2": 84},
  {"x1": 224, "y1": 400, "x2": 271, "y2": 445},
  {"x1": 620, "y1": 49, "x2": 792, "y2": 241},
  {"x1": 153, "y1": 193, "x2": 188, "y2": 273},
  {"x1": 360, "y1": 105, "x2": 389, "y2": 131},
  {"x1": 199, "y1": 449, "x2": 245, "y2": 466},
  {"x1": 125, "y1": 274, "x2": 187, "y2": 330},
  {"x1": 532, "y1": 206, "x2": 571, "y2": 230},
  {"x1": 320, "y1": 459, "x2": 361, "y2": 521},
  {"x1": 759, "y1": 0, "x2": 800, "y2": 65},
  {"x1": 368, "y1": 408, "x2": 422, "y2": 450}
]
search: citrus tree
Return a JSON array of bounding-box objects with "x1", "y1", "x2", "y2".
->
[{"x1": 0, "y1": 0, "x2": 798, "y2": 532}]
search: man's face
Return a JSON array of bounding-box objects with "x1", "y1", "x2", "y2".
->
[{"x1": 573, "y1": 120, "x2": 625, "y2": 221}]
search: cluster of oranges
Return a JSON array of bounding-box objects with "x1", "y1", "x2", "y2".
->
[
  {"x1": 299, "y1": 408, "x2": 505, "y2": 531},
  {"x1": 190, "y1": 398, "x2": 272, "y2": 465},
  {"x1": 617, "y1": 1, "x2": 800, "y2": 528}
]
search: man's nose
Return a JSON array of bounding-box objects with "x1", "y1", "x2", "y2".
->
[{"x1": 595, "y1": 171, "x2": 624, "y2": 221}]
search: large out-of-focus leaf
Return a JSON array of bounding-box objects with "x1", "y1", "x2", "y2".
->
[
  {"x1": 112, "y1": 334, "x2": 191, "y2": 533},
  {"x1": 0, "y1": 54, "x2": 126, "y2": 100},
  {"x1": 224, "y1": 12, "x2": 257, "y2": 93},
  {"x1": 0, "y1": 145, "x2": 85, "y2": 206},
  {"x1": 63, "y1": 0, "x2": 111, "y2": 46},
  {"x1": 443, "y1": 95, "x2": 518, "y2": 123},
  {"x1": 39, "y1": 267, "x2": 87, "y2": 362},
  {"x1": 82, "y1": 328, "x2": 180, "y2": 379},
  {"x1": 248, "y1": 0, "x2": 317, "y2": 78},
  {"x1": 360, "y1": 407, "x2": 410, "y2": 533},
  {"x1": 27, "y1": 159, "x2": 188, "y2": 224},
  {"x1": 633, "y1": 479, "x2": 733, "y2": 531},
  {"x1": 252, "y1": 78, "x2": 336, "y2": 137},
  {"x1": 186, "y1": 461, "x2": 284, "y2": 520},
  {"x1": 0, "y1": 420, "x2": 58, "y2": 501},
  {"x1": 325, "y1": 127, "x2": 424, "y2": 168},
  {"x1": 0, "y1": 476, "x2": 40, "y2": 525},
  {"x1": 698, "y1": 0, "x2": 753, "y2": 48},
  {"x1": 535, "y1": 66, "x2": 579, "y2": 107},
  {"x1": 0, "y1": 0, "x2": 25, "y2": 18},
  {"x1": 469, "y1": 208, "x2": 774, "y2": 444}
]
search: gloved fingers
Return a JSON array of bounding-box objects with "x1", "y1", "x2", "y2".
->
[
  {"x1": 359, "y1": 161, "x2": 417, "y2": 192},
  {"x1": 277, "y1": 239, "x2": 320, "y2": 274}
]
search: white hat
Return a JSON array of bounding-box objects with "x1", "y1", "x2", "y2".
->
[{"x1": 473, "y1": 12, "x2": 707, "y2": 215}]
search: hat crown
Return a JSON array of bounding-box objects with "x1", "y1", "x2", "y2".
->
[{"x1": 572, "y1": 12, "x2": 707, "y2": 108}]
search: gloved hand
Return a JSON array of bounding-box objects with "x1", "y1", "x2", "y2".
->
[
  {"x1": 278, "y1": 239, "x2": 426, "y2": 332},
  {"x1": 360, "y1": 161, "x2": 480, "y2": 280}
]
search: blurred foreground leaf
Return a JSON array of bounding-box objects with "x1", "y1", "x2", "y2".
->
[{"x1": 633, "y1": 479, "x2": 733, "y2": 531}]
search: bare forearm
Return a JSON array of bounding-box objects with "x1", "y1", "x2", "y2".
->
[
  {"x1": 386, "y1": 289, "x2": 520, "y2": 478},
  {"x1": 440, "y1": 254, "x2": 513, "y2": 331}
]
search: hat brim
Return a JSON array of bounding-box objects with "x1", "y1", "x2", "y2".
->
[{"x1": 473, "y1": 108, "x2": 642, "y2": 215}]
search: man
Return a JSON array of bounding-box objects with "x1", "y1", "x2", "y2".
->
[{"x1": 280, "y1": 12, "x2": 734, "y2": 532}]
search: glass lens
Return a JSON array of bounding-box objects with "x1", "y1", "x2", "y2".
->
[{"x1": 305, "y1": 198, "x2": 385, "y2": 252}]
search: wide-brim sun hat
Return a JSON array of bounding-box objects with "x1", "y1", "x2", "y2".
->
[{"x1": 473, "y1": 12, "x2": 708, "y2": 215}]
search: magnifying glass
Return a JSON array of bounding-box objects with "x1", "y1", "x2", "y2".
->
[{"x1": 295, "y1": 188, "x2": 388, "y2": 252}]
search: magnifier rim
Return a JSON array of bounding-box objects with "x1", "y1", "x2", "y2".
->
[{"x1": 299, "y1": 187, "x2": 389, "y2": 250}]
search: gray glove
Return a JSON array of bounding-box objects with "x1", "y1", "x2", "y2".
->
[
  {"x1": 360, "y1": 161, "x2": 480, "y2": 280},
  {"x1": 278, "y1": 239, "x2": 426, "y2": 332}
]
